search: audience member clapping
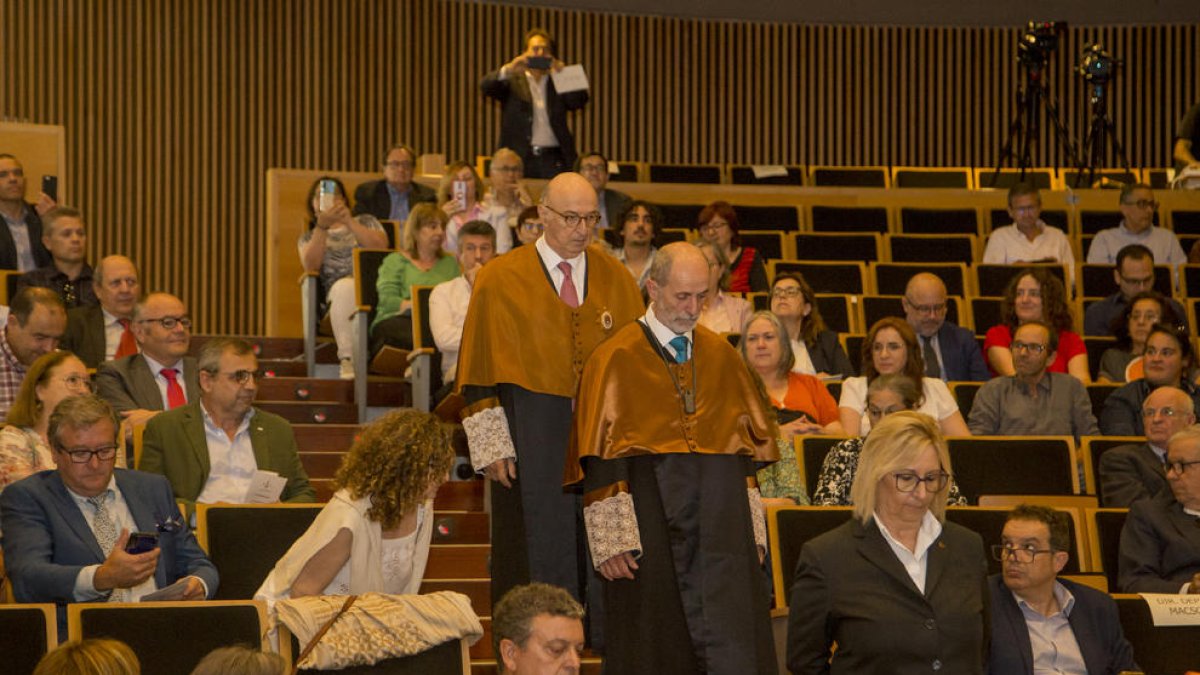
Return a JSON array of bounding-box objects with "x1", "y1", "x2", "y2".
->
[{"x1": 983, "y1": 267, "x2": 1089, "y2": 383}]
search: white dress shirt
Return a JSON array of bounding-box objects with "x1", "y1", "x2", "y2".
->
[
  {"x1": 536, "y1": 235, "x2": 586, "y2": 300},
  {"x1": 194, "y1": 404, "x2": 258, "y2": 504},
  {"x1": 1013, "y1": 582, "x2": 1088, "y2": 675},
  {"x1": 69, "y1": 477, "x2": 159, "y2": 601},
  {"x1": 983, "y1": 222, "x2": 1075, "y2": 275},
  {"x1": 642, "y1": 307, "x2": 693, "y2": 359},
  {"x1": 874, "y1": 510, "x2": 942, "y2": 593},
  {"x1": 102, "y1": 308, "x2": 130, "y2": 362},
  {"x1": 428, "y1": 276, "x2": 472, "y2": 381},
  {"x1": 525, "y1": 71, "x2": 560, "y2": 149}
]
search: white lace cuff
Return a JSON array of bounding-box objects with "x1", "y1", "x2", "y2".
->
[
  {"x1": 583, "y1": 492, "x2": 642, "y2": 568},
  {"x1": 748, "y1": 487, "x2": 766, "y2": 552},
  {"x1": 462, "y1": 406, "x2": 516, "y2": 472}
]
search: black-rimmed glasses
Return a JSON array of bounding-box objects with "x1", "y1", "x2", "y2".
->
[
  {"x1": 59, "y1": 445, "x2": 119, "y2": 463},
  {"x1": 991, "y1": 544, "x2": 1054, "y2": 563},
  {"x1": 892, "y1": 471, "x2": 950, "y2": 493}
]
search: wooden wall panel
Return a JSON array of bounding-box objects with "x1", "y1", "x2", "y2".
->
[{"x1": 1, "y1": 0, "x2": 1197, "y2": 334}]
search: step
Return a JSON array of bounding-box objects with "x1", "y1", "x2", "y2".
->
[
  {"x1": 299, "y1": 452, "x2": 343, "y2": 479},
  {"x1": 292, "y1": 424, "x2": 361, "y2": 453},
  {"x1": 255, "y1": 377, "x2": 354, "y2": 403},
  {"x1": 421, "y1": 579, "x2": 490, "y2": 616},
  {"x1": 191, "y1": 335, "x2": 304, "y2": 360},
  {"x1": 431, "y1": 512, "x2": 489, "y2": 545},
  {"x1": 257, "y1": 360, "x2": 308, "y2": 377},
  {"x1": 434, "y1": 480, "x2": 484, "y2": 511},
  {"x1": 256, "y1": 401, "x2": 358, "y2": 425},
  {"x1": 424, "y1": 544, "x2": 490, "y2": 579},
  {"x1": 367, "y1": 378, "x2": 412, "y2": 407}
]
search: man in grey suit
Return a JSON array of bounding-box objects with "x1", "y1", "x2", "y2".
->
[
  {"x1": 95, "y1": 293, "x2": 200, "y2": 433},
  {"x1": 1100, "y1": 385, "x2": 1194, "y2": 507},
  {"x1": 60, "y1": 255, "x2": 141, "y2": 368},
  {"x1": 576, "y1": 152, "x2": 631, "y2": 233},
  {"x1": 0, "y1": 395, "x2": 217, "y2": 639},
  {"x1": 1118, "y1": 424, "x2": 1200, "y2": 593}
]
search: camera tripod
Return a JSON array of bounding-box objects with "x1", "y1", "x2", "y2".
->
[
  {"x1": 1073, "y1": 82, "x2": 1132, "y2": 188},
  {"x1": 991, "y1": 60, "x2": 1079, "y2": 183}
]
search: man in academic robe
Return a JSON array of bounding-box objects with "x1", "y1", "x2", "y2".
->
[
  {"x1": 566, "y1": 242, "x2": 779, "y2": 673},
  {"x1": 456, "y1": 172, "x2": 643, "y2": 610}
]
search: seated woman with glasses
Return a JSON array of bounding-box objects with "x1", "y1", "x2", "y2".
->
[
  {"x1": 740, "y1": 311, "x2": 844, "y2": 506},
  {"x1": 788, "y1": 411, "x2": 988, "y2": 675},
  {"x1": 1100, "y1": 323, "x2": 1200, "y2": 436},
  {"x1": 438, "y1": 161, "x2": 512, "y2": 253},
  {"x1": 693, "y1": 239, "x2": 752, "y2": 335},
  {"x1": 983, "y1": 267, "x2": 1089, "y2": 383},
  {"x1": 814, "y1": 374, "x2": 966, "y2": 506},
  {"x1": 256, "y1": 409, "x2": 454, "y2": 603},
  {"x1": 694, "y1": 201, "x2": 767, "y2": 293},
  {"x1": 770, "y1": 272, "x2": 854, "y2": 379},
  {"x1": 838, "y1": 317, "x2": 970, "y2": 437},
  {"x1": 0, "y1": 351, "x2": 93, "y2": 496},
  {"x1": 1098, "y1": 290, "x2": 1181, "y2": 383},
  {"x1": 513, "y1": 205, "x2": 544, "y2": 248}
]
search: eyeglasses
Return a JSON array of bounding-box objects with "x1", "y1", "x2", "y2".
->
[
  {"x1": 1145, "y1": 345, "x2": 1179, "y2": 358},
  {"x1": 904, "y1": 298, "x2": 947, "y2": 315},
  {"x1": 57, "y1": 374, "x2": 95, "y2": 392},
  {"x1": 205, "y1": 369, "x2": 261, "y2": 384},
  {"x1": 892, "y1": 471, "x2": 950, "y2": 493},
  {"x1": 541, "y1": 204, "x2": 602, "y2": 229},
  {"x1": 1142, "y1": 407, "x2": 1184, "y2": 418},
  {"x1": 384, "y1": 161, "x2": 413, "y2": 170},
  {"x1": 1119, "y1": 274, "x2": 1155, "y2": 288},
  {"x1": 1165, "y1": 459, "x2": 1200, "y2": 475},
  {"x1": 59, "y1": 445, "x2": 119, "y2": 464},
  {"x1": 1123, "y1": 199, "x2": 1158, "y2": 210},
  {"x1": 699, "y1": 221, "x2": 730, "y2": 234},
  {"x1": 991, "y1": 544, "x2": 1054, "y2": 563},
  {"x1": 771, "y1": 287, "x2": 804, "y2": 299},
  {"x1": 138, "y1": 316, "x2": 192, "y2": 330},
  {"x1": 519, "y1": 221, "x2": 544, "y2": 232},
  {"x1": 1011, "y1": 341, "x2": 1048, "y2": 354}
]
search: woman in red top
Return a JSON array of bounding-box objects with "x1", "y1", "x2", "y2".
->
[
  {"x1": 983, "y1": 267, "x2": 1090, "y2": 383},
  {"x1": 695, "y1": 201, "x2": 768, "y2": 293}
]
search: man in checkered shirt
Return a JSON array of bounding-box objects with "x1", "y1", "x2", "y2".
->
[{"x1": 0, "y1": 287, "x2": 67, "y2": 419}]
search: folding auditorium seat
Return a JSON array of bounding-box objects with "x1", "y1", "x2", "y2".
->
[
  {"x1": 797, "y1": 437, "x2": 849, "y2": 499},
  {"x1": 1085, "y1": 508, "x2": 1128, "y2": 591},
  {"x1": 944, "y1": 436, "x2": 1078, "y2": 504},
  {"x1": 808, "y1": 205, "x2": 890, "y2": 233},
  {"x1": 860, "y1": 295, "x2": 964, "y2": 333},
  {"x1": 840, "y1": 334, "x2": 865, "y2": 374},
  {"x1": 1182, "y1": 264, "x2": 1200, "y2": 298},
  {"x1": 974, "y1": 263, "x2": 1067, "y2": 298},
  {"x1": 813, "y1": 295, "x2": 856, "y2": 333},
  {"x1": 728, "y1": 165, "x2": 805, "y2": 185},
  {"x1": 1142, "y1": 168, "x2": 1172, "y2": 190},
  {"x1": 886, "y1": 233, "x2": 976, "y2": 264},
  {"x1": 740, "y1": 231, "x2": 787, "y2": 261},
  {"x1": 736, "y1": 206, "x2": 802, "y2": 232},
  {"x1": 790, "y1": 233, "x2": 882, "y2": 262},
  {"x1": 1170, "y1": 209, "x2": 1200, "y2": 234},
  {"x1": 808, "y1": 166, "x2": 889, "y2": 187},
  {"x1": 891, "y1": 167, "x2": 973, "y2": 189},
  {"x1": 1078, "y1": 263, "x2": 1173, "y2": 299},
  {"x1": 1112, "y1": 594, "x2": 1200, "y2": 675},
  {"x1": 1078, "y1": 210, "x2": 1126, "y2": 236},
  {"x1": 871, "y1": 262, "x2": 969, "y2": 297},
  {"x1": 898, "y1": 207, "x2": 980, "y2": 235},
  {"x1": 767, "y1": 506, "x2": 853, "y2": 607},
  {"x1": 0, "y1": 604, "x2": 56, "y2": 674},
  {"x1": 769, "y1": 261, "x2": 868, "y2": 295},
  {"x1": 195, "y1": 503, "x2": 325, "y2": 600},
  {"x1": 1085, "y1": 383, "x2": 1121, "y2": 426},
  {"x1": 945, "y1": 506, "x2": 1084, "y2": 576},
  {"x1": 655, "y1": 203, "x2": 705, "y2": 230},
  {"x1": 949, "y1": 381, "x2": 981, "y2": 420},
  {"x1": 647, "y1": 163, "x2": 722, "y2": 184},
  {"x1": 1078, "y1": 436, "x2": 1143, "y2": 504},
  {"x1": 974, "y1": 167, "x2": 1056, "y2": 190},
  {"x1": 1061, "y1": 169, "x2": 1138, "y2": 189},
  {"x1": 969, "y1": 297, "x2": 1003, "y2": 336},
  {"x1": 611, "y1": 161, "x2": 643, "y2": 183}
]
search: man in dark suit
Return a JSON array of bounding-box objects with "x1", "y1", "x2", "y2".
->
[
  {"x1": 351, "y1": 144, "x2": 436, "y2": 224},
  {"x1": 95, "y1": 293, "x2": 200, "y2": 434},
  {"x1": 1100, "y1": 385, "x2": 1194, "y2": 507},
  {"x1": 1119, "y1": 424, "x2": 1200, "y2": 593},
  {"x1": 903, "y1": 272, "x2": 989, "y2": 381},
  {"x1": 989, "y1": 504, "x2": 1138, "y2": 674},
  {"x1": 0, "y1": 153, "x2": 55, "y2": 271},
  {"x1": 576, "y1": 151, "x2": 632, "y2": 233},
  {"x1": 138, "y1": 336, "x2": 314, "y2": 507},
  {"x1": 61, "y1": 254, "x2": 141, "y2": 368},
  {"x1": 479, "y1": 28, "x2": 589, "y2": 179},
  {"x1": 0, "y1": 395, "x2": 218, "y2": 638}
]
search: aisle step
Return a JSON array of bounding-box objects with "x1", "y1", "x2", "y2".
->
[
  {"x1": 292, "y1": 424, "x2": 361, "y2": 453},
  {"x1": 256, "y1": 401, "x2": 358, "y2": 424},
  {"x1": 255, "y1": 377, "x2": 353, "y2": 403},
  {"x1": 425, "y1": 544, "x2": 490, "y2": 579}
]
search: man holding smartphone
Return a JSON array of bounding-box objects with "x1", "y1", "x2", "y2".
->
[
  {"x1": 0, "y1": 153, "x2": 56, "y2": 271},
  {"x1": 0, "y1": 395, "x2": 217, "y2": 639},
  {"x1": 480, "y1": 28, "x2": 589, "y2": 179}
]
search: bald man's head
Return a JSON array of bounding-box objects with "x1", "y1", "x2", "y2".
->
[
  {"x1": 647, "y1": 242, "x2": 709, "y2": 334},
  {"x1": 538, "y1": 172, "x2": 599, "y2": 260},
  {"x1": 903, "y1": 273, "x2": 949, "y2": 338},
  {"x1": 1144, "y1": 386, "x2": 1196, "y2": 448}
]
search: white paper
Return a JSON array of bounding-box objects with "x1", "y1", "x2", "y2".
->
[
  {"x1": 750, "y1": 165, "x2": 789, "y2": 179},
  {"x1": 244, "y1": 470, "x2": 287, "y2": 504},
  {"x1": 551, "y1": 64, "x2": 589, "y2": 94},
  {"x1": 140, "y1": 578, "x2": 190, "y2": 602},
  {"x1": 607, "y1": 161, "x2": 621, "y2": 177},
  {"x1": 1137, "y1": 593, "x2": 1200, "y2": 626}
]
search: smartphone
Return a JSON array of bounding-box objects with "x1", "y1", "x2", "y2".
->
[
  {"x1": 317, "y1": 179, "x2": 337, "y2": 212},
  {"x1": 527, "y1": 55, "x2": 552, "y2": 70},
  {"x1": 125, "y1": 531, "x2": 159, "y2": 555},
  {"x1": 452, "y1": 180, "x2": 468, "y2": 211},
  {"x1": 42, "y1": 175, "x2": 58, "y2": 202}
]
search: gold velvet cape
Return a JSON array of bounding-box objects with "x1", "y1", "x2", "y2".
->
[
  {"x1": 456, "y1": 242, "x2": 644, "y2": 401},
  {"x1": 565, "y1": 321, "x2": 779, "y2": 488}
]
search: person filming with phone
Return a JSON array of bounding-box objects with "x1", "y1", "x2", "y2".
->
[
  {"x1": 480, "y1": 28, "x2": 589, "y2": 179},
  {"x1": 0, "y1": 153, "x2": 56, "y2": 272},
  {"x1": 0, "y1": 394, "x2": 217, "y2": 640}
]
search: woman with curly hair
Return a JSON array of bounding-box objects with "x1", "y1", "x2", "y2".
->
[
  {"x1": 255, "y1": 409, "x2": 455, "y2": 601},
  {"x1": 983, "y1": 267, "x2": 1089, "y2": 382}
]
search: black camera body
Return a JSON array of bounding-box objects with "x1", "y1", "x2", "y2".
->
[
  {"x1": 1077, "y1": 43, "x2": 1121, "y2": 86},
  {"x1": 1018, "y1": 21, "x2": 1067, "y2": 68}
]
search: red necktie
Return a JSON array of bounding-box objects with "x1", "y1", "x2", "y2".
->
[
  {"x1": 115, "y1": 319, "x2": 138, "y2": 359},
  {"x1": 557, "y1": 261, "x2": 579, "y2": 308},
  {"x1": 161, "y1": 368, "x2": 186, "y2": 409}
]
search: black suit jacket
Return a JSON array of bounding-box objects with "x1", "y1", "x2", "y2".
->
[
  {"x1": 1099, "y1": 442, "x2": 1169, "y2": 508},
  {"x1": 479, "y1": 68, "x2": 589, "y2": 165},
  {"x1": 787, "y1": 517, "x2": 989, "y2": 675},
  {"x1": 936, "y1": 321, "x2": 990, "y2": 382},
  {"x1": 809, "y1": 329, "x2": 856, "y2": 378},
  {"x1": 987, "y1": 575, "x2": 1137, "y2": 675},
  {"x1": 601, "y1": 188, "x2": 633, "y2": 229},
  {"x1": 60, "y1": 304, "x2": 108, "y2": 368},
  {"x1": 94, "y1": 354, "x2": 202, "y2": 415},
  {"x1": 1118, "y1": 492, "x2": 1200, "y2": 592},
  {"x1": 0, "y1": 203, "x2": 53, "y2": 270},
  {"x1": 351, "y1": 180, "x2": 436, "y2": 222}
]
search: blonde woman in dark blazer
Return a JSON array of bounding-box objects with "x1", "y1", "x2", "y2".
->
[{"x1": 787, "y1": 411, "x2": 989, "y2": 674}]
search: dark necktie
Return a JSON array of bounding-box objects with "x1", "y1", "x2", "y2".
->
[
  {"x1": 161, "y1": 368, "x2": 186, "y2": 409},
  {"x1": 922, "y1": 336, "x2": 941, "y2": 379}
]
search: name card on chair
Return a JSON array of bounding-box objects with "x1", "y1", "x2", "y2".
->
[
  {"x1": 750, "y1": 165, "x2": 789, "y2": 179},
  {"x1": 1139, "y1": 593, "x2": 1200, "y2": 626}
]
